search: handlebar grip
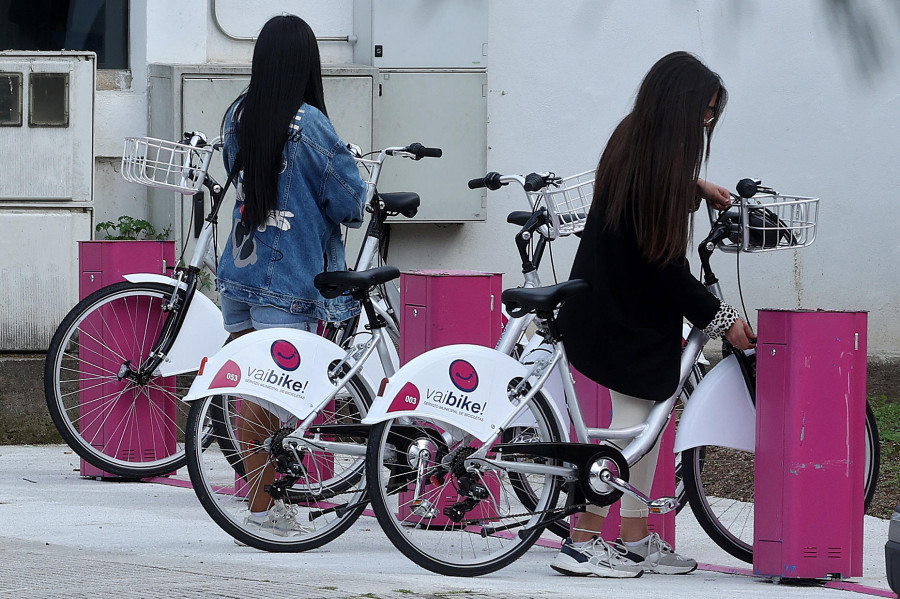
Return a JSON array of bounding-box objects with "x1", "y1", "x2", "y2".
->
[
  {"x1": 523, "y1": 173, "x2": 546, "y2": 193},
  {"x1": 406, "y1": 142, "x2": 443, "y2": 159},
  {"x1": 468, "y1": 172, "x2": 505, "y2": 191},
  {"x1": 736, "y1": 178, "x2": 760, "y2": 199}
]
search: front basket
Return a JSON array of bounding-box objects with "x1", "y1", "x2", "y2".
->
[{"x1": 121, "y1": 136, "x2": 213, "y2": 194}]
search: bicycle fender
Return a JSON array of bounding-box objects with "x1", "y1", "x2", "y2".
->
[
  {"x1": 183, "y1": 329, "x2": 377, "y2": 423},
  {"x1": 122, "y1": 273, "x2": 229, "y2": 377},
  {"x1": 673, "y1": 354, "x2": 755, "y2": 453},
  {"x1": 362, "y1": 344, "x2": 529, "y2": 443}
]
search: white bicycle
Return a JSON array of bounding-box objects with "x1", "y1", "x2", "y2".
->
[{"x1": 361, "y1": 179, "x2": 880, "y2": 575}]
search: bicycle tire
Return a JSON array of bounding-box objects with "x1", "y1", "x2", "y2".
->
[
  {"x1": 44, "y1": 281, "x2": 210, "y2": 478},
  {"x1": 366, "y1": 390, "x2": 564, "y2": 576},
  {"x1": 682, "y1": 400, "x2": 880, "y2": 563},
  {"x1": 184, "y1": 374, "x2": 372, "y2": 552}
]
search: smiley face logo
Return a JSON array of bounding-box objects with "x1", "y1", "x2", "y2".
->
[
  {"x1": 271, "y1": 340, "x2": 301, "y2": 371},
  {"x1": 449, "y1": 359, "x2": 479, "y2": 392}
]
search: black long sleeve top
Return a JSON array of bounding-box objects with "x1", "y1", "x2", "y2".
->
[{"x1": 557, "y1": 202, "x2": 720, "y2": 402}]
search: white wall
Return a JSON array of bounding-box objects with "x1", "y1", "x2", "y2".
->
[
  {"x1": 93, "y1": 0, "x2": 900, "y2": 357},
  {"x1": 390, "y1": 0, "x2": 900, "y2": 358}
]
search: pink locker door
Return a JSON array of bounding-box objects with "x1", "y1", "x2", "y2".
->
[
  {"x1": 754, "y1": 310, "x2": 866, "y2": 579},
  {"x1": 78, "y1": 241, "x2": 177, "y2": 478},
  {"x1": 397, "y1": 270, "x2": 503, "y2": 525}
]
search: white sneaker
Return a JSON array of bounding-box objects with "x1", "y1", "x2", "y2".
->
[
  {"x1": 550, "y1": 536, "x2": 644, "y2": 578},
  {"x1": 614, "y1": 533, "x2": 697, "y2": 574},
  {"x1": 242, "y1": 506, "x2": 312, "y2": 537}
]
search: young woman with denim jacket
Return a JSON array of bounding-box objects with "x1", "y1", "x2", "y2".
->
[
  {"x1": 217, "y1": 14, "x2": 366, "y2": 533},
  {"x1": 550, "y1": 52, "x2": 756, "y2": 578}
]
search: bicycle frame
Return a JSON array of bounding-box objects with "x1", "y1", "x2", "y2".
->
[{"x1": 364, "y1": 207, "x2": 756, "y2": 515}]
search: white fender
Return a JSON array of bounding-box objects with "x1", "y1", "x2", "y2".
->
[
  {"x1": 183, "y1": 328, "x2": 377, "y2": 424},
  {"x1": 673, "y1": 353, "x2": 756, "y2": 453},
  {"x1": 363, "y1": 344, "x2": 540, "y2": 443},
  {"x1": 123, "y1": 273, "x2": 228, "y2": 377}
]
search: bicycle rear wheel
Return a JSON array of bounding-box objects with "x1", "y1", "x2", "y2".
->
[
  {"x1": 682, "y1": 400, "x2": 880, "y2": 563},
  {"x1": 185, "y1": 374, "x2": 372, "y2": 552},
  {"x1": 44, "y1": 281, "x2": 205, "y2": 477},
  {"x1": 365, "y1": 391, "x2": 563, "y2": 577}
]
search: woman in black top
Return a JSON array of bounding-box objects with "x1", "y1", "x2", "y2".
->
[{"x1": 550, "y1": 52, "x2": 756, "y2": 578}]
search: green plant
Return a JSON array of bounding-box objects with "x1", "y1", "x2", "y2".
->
[{"x1": 95, "y1": 216, "x2": 171, "y2": 240}]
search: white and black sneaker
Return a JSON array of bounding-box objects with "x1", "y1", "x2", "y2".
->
[
  {"x1": 614, "y1": 534, "x2": 697, "y2": 575},
  {"x1": 550, "y1": 536, "x2": 644, "y2": 578}
]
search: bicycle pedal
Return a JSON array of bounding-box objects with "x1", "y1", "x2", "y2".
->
[{"x1": 648, "y1": 496, "x2": 678, "y2": 514}]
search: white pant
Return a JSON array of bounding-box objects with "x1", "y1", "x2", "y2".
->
[{"x1": 584, "y1": 389, "x2": 662, "y2": 519}]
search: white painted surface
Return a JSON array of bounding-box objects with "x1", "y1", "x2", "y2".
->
[{"x1": 88, "y1": 0, "x2": 900, "y2": 356}]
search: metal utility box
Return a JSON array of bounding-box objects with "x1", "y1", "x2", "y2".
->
[
  {"x1": 399, "y1": 270, "x2": 503, "y2": 364},
  {"x1": 397, "y1": 268, "x2": 502, "y2": 525},
  {"x1": 0, "y1": 51, "x2": 94, "y2": 350},
  {"x1": 354, "y1": 0, "x2": 488, "y2": 68},
  {"x1": 374, "y1": 70, "x2": 487, "y2": 222},
  {"x1": 147, "y1": 63, "x2": 376, "y2": 261},
  {"x1": 755, "y1": 310, "x2": 867, "y2": 579},
  {"x1": 353, "y1": 0, "x2": 488, "y2": 223},
  {"x1": 78, "y1": 240, "x2": 177, "y2": 478}
]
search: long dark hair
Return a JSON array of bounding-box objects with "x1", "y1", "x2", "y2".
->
[
  {"x1": 593, "y1": 51, "x2": 727, "y2": 265},
  {"x1": 226, "y1": 15, "x2": 327, "y2": 228}
]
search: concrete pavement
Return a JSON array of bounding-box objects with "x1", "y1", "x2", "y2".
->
[{"x1": 0, "y1": 444, "x2": 894, "y2": 599}]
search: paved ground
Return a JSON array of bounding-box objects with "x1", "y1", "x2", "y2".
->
[{"x1": 0, "y1": 445, "x2": 894, "y2": 599}]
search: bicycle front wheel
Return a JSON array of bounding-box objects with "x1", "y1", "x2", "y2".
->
[
  {"x1": 185, "y1": 374, "x2": 372, "y2": 552},
  {"x1": 44, "y1": 281, "x2": 203, "y2": 477},
  {"x1": 366, "y1": 391, "x2": 563, "y2": 577},
  {"x1": 683, "y1": 400, "x2": 880, "y2": 563}
]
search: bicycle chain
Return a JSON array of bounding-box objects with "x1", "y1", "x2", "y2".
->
[{"x1": 455, "y1": 503, "x2": 588, "y2": 527}]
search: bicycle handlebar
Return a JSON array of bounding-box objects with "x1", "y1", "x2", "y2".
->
[
  {"x1": 386, "y1": 143, "x2": 442, "y2": 160},
  {"x1": 523, "y1": 173, "x2": 548, "y2": 192},
  {"x1": 468, "y1": 172, "x2": 506, "y2": 190}
]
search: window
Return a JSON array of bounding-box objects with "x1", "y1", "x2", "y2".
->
[
  {"x1": 0, "y1": 72, "x2": 23, "y2": 126},
  {"x1": 0, "y1": 0, "x2": 129, "y2": 70},
  {"x1": 29, "y1": 73, "x2": 69, "y2": 126}
]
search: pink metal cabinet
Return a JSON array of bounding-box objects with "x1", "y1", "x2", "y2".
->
[
  {"x1": 78, "y1": 241, "x2": 177, "y2": 478},
  {"x1": 400, "y1": 270, "x2": 503, "y2": 365},
  {"x1": 398, "y1": 270, "x2": 503, "y2": 525},
  {"x1": 570, "y1": 368, "x2": 676, "y2": 547},
  {"x1": 754, "y1": 310, "x2": 867, "y2": 579}
]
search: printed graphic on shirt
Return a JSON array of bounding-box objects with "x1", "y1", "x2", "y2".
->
[{"x1": 230, "y1": 202, "x2": 294, "y2": 269}]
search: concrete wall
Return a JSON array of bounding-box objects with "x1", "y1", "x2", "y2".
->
[{"x1": 91, "y1": 0, "x2": 900, "y2": 357}]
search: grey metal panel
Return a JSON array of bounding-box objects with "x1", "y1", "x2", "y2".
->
[
  {"x1": 374, "y1": 70, "x2": 486, "y2": 222},
  {"x1": 0, "y1": 52, "x2": 94, "y2": 203},
  {"x1": 0, "y1": 209, "x2": 91, "y2": 350},
  {"x1": 354, "y1": 0, "x2": 488, "y2": 68},
  {"x1": 146, "y1": 64, "x2": 376, "y2": 259}
]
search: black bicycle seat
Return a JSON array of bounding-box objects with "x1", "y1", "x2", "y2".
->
[
  {"x1": 314, "y1": 266, "x2": 401, "y2": 299},
  {"x1": 502, "y1": 279, "x2": 591, "y2": 316},
  {"x1": 379, "y1": 192, "x2": 420, "y2": 218}
]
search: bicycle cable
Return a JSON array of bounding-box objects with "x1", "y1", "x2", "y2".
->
[{"x1": 736, "y1": 245, "x2": 749, "y2": 321}]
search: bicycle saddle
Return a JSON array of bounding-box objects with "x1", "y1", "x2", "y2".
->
[
  {"x1": 378, "y1": 192, "x2": 420, "y2": 218},
  {"x1": 501, "y1": 279, "x2": 591, "y2": 317},
  {"x1": 314, "y1": 266, "x2": 401, "y2": 299}
]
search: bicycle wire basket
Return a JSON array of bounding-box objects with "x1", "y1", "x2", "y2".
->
[
  {"x1": 713, "y1": 193, "x2": 819, "y2": 253},
  {"x1": 121, "y1": 136, "x2": 214, "y2": 194},
  {"x1": 530, "y1": 169, "x2": 595, "y2": 238}
]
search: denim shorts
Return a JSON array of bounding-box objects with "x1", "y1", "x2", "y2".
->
[{"x1": 220, "y1": 295, "x2": 317, "y2": 334}]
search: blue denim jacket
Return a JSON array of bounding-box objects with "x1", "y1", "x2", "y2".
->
[{"x1": 217, "y1": 101, "x2": 367, "y2": 322}]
